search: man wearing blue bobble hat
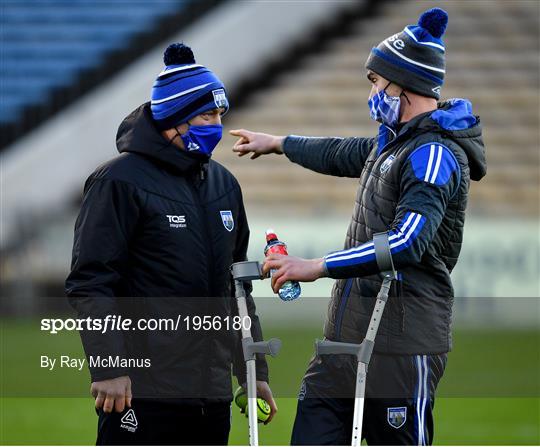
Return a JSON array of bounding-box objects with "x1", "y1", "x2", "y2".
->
[
  {"x1": 66, "y1": 43, "x2": 276, "y2": 445},
  {"x1": 232, "y1": 8, "x2": 486, "y2": 445}
]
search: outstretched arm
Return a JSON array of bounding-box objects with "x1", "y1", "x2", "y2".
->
[
  {"x1": 263, "y1": 143, "x2": 461, "y2": 288},
  {"x1": 230, "y1": 129, "x2": 374, "y2": 178}
]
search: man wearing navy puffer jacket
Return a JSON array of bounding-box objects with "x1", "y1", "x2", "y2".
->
[
  {"x1": 232, "y1": 8, "x2": 486, "y2": 446},
  {"x1": 66, "y1": 44, "x2": 276, "y2": 445}
]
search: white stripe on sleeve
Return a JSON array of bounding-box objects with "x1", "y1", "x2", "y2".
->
[
  {"x1": 424, "y1": 145, "x2": 435, "y2": 182},
  {"x1": 429, "y1": 146, "x2": 443, "y2": 184},
  {"x1": 325, "y1": 213, "x2": 421, "y2": 263}
]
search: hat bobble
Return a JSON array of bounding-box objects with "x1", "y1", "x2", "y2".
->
[
  {"x1": 418, "y1": 8, "x2": 448, "y2": 38},
  {"x1": 163, "y1": 43, "x2": 195, "y2": 65}
]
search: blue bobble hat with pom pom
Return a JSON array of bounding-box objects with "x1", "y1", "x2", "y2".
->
[
  {"x1": 151, "y1": 43, "x2": 229, "y2": 130},
  {"x1": 365, "y1": 7, "x2": 448, "y2": 99}
]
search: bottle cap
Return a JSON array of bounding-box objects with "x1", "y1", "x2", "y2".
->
[{"x1": 265, "y1": 228, "x2": 277, "y2": 242}]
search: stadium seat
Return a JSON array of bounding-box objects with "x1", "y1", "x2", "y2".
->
[{"x1": 0, "y1": 0, "x2": 195, "y2": 139}]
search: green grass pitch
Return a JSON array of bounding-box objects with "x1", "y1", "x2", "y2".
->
[{"x1": 1, "y1": 321, "x2": 538, "y2": 445}]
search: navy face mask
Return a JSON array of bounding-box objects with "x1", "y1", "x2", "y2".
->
[{"x1": 178, "y1": 124, "x2": 223, "y2": 156}]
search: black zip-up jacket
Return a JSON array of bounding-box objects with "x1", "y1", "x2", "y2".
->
[
  {"x1": 66, "y1": 103, "x2": 268, "y2": 400},
  {"x1": 283, "y1": 99, "x2": 486, "y2": 354}
]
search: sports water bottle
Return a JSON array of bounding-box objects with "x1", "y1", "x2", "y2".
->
[{"x1": 264, "y1": 229, "x2": 301, "y2": 301}]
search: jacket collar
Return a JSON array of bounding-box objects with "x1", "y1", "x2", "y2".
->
[{"x1": 116, "y1": 102, "x2": 209, "y2": 175}]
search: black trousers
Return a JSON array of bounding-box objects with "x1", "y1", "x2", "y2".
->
[
  {"x1": 291, "y1": 353, "x2": 447, "y2": 445},
  {"x1": 96, "y1": 400, "x2": 231, "y2": 445}
]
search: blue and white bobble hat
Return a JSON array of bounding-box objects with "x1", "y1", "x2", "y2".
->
[
  {"x1": 151, "y1": 43, "x2": 229, "y2": 130},
  {"x1": 365, "y1": 8, "x2": 448, "y2": 99}
]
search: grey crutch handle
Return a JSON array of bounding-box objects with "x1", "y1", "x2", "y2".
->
[
  {"x1": 243, "y1": 337, "x2": 282, "y2": 360},
  {"x1": 315, "y1": 339, "x2": 374, "y2": 365},
  {"x1": 231, "y1": 261, "x2": 263, "y2": 281}
]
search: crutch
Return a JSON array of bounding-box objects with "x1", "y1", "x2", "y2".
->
[
  {"x1": 315, "y1": 232, "x2": 397, "y2": 447},
  {"x1": 231, "y1": 261, "x2": 282, "y2": 446}
]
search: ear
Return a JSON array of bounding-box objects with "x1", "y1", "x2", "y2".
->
[
  {"x1": 162, "y1": 126, "x2": 186, "y2": 150},
  {"x1": 385, "y1": 82, "x2": 403, "y2": 97},
  {"x1": 175, "y1": 123, "x2": 190, "y2": 135}
]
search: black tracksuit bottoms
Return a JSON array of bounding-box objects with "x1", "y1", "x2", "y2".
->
[
  {"x1": 96, "y1": 400, "x2": 231, "y2": 445},
  {"x1": 291, "y1": 353, "x2": 447, "y2": 445}
]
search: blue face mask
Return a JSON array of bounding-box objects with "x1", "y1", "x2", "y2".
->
[
  {"x1": 368, "y1": 86, "x2": 401, "y2": 128},
  {"x1": 179, "y1": 124, "x2": 223, "y2": 156}
]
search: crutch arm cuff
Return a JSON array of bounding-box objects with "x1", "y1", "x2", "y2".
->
[{"x1": 373, "y1": 231, "x2": 397, "y2": 278}]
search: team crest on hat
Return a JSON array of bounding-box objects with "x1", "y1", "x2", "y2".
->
[
  {"x1": 387, "y1": 407, "x2": 407, "y2": 429},
  {"x1": 213, "y1": 89, "x2": 227, "y2": 109},
  {"x1": 220, "y1": 210, "x2": 234, "y2": 232}
]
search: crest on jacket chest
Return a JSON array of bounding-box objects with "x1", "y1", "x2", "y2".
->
[
  {"x1": 220, "y1": 210, "x2": 234, "y2": 232},
  {"x1": 379, "y1": 154, "x2": 396, "y2": 174}
]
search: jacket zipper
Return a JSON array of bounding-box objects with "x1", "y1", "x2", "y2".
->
[
  {"x1": 376, "y1": 125, "x2": 396, "y2": 156},
  {"x1": 335, "y1": 278, "x2": 353, "y2": 341},
  {"x1": 188, "y1": 164, "x2": 213, "y2": 296},
  {"x1": 378, "y1": 127, "x2": 413, "y2": 158},
  {"x1": 187, "y1": 164, "x2": 213, "y2": 397},
  {"x1": 364, "y1": 127, "x2": 404, "y2": 191}
]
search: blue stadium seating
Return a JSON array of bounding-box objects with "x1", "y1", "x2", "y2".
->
[{"x1": 0, "y1": 0, "x2": 194, "y2": 127}]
